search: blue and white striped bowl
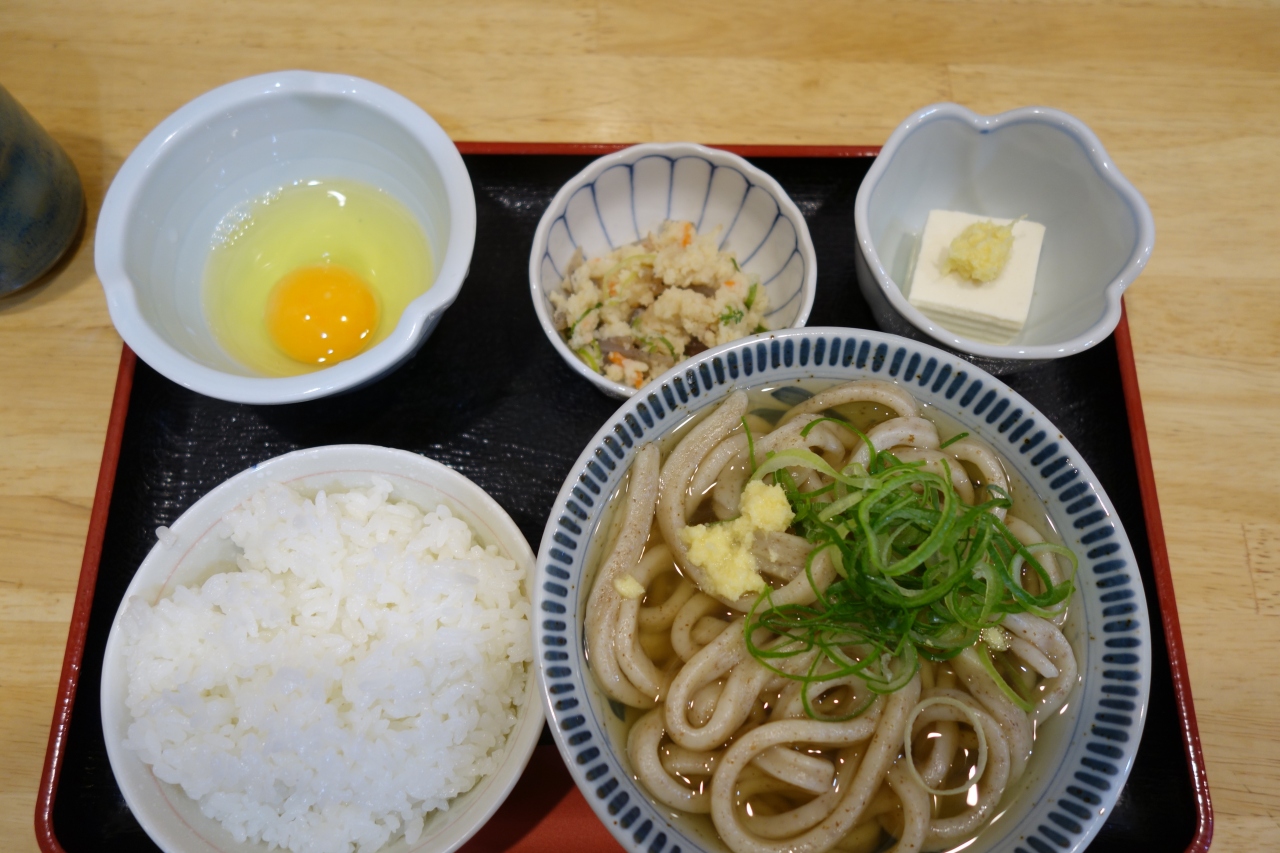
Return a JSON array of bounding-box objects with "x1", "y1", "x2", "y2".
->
[
  {"x1": 529, "y1": 143, "x2": 817, "y2": 398},
  {"x1": 534, "y1": 327, "x2": 1150, "y2": 853}
]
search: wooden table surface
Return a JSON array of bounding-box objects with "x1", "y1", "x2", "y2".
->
[{"x1": 2, "y1": 1, "x2": 1276, "y2": 850}]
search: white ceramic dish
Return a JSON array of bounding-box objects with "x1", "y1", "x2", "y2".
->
[
  {"x1": 101, "y1": 445, "x2": 542, "y2": 853},
  {"x1": 854, "y1": 103, "x2": 1155, "y2": 372},
  {"x1": 533, "y1": 327, "x2": 1151, "y2": 853},
  {"x1": 96, "y1": 71, "x2": 477, "y2": 404},
  {"x1": 529, "y1": 142, "x2": 817, "y2": 398}
]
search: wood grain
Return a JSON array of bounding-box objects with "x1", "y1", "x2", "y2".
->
[{"x1": 2, "y1": 0, "x2": 1277, "y2": 849}]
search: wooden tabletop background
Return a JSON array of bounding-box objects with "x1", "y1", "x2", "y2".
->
[{"x1": 2, "y1": 1, "x2": 1277, "y2": 850}]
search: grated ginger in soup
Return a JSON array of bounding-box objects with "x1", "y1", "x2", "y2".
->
[
  {"x1": 551, "y1": 220, "x2": 769, "y2": 389},
  {"x1": 119, "y1": 478, "x2": 532, "y2": 853}
]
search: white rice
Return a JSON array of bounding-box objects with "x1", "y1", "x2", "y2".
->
[{"x1": 120, "y1": 478, "x2": 532, "y2": 853}]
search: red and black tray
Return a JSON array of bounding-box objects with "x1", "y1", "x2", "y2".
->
[{"x1": 36, "y1": 145, "x2": 1211, "y2": 852}]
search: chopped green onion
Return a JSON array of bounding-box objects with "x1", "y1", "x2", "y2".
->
[
  {"x1": 903, "y1": 696, "x2": 989, "y2": 796},
  {"x1": 744, "y1": 429, "x2": 1076, "y2": 718},
  {"x1": 939, "y1": 431, "x2": 970, "y2": 449},
  {"x1": 719, "y1": 305, "x2": 745, "y2": 326},
  {"x1": 598, "y1": 253, "x2": 655, "y2": 283},
  {"x1": 742, "y1": 417, "x2": 758, "y2": 472},
  {"x1": 574, "y1": 341, "x2": 603, "y2": 373},
  {"x1": 744, "y1": 282, "x2": 757, "y2": 309},
  {"x1": 974, "y1": 642, "x2": 1034, "y2": 712},
  {"x1": 566, "y1": 302, "x2": 602, "y2": 338}
]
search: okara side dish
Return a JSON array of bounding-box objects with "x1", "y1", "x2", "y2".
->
[
  {"x1": 551, "y1": 220, "x2": 769, "y2": 389},
  {"x1": 120, "y1": 479, "x2": 531, "y2": 853}
]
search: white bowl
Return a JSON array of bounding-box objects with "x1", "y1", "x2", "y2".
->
[
  {"x1": 529, "y1": 142, "x2": 817, "y2": 398},
  {"x1": 101, "y1": 445, "x2": 542, "y2": 853},
  {"x1": 854, "y1": 103, "x2": 1155, "y2": 371},
  {"x1": 533, "y1": 328, "x2": 1151, "y2": 853},
  {"x1": 96, "y1": 72, "x2": 477, "y2": 404}
]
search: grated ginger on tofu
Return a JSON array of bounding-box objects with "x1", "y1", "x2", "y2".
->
[
  {"x1": 940, "y1": 219, "x2": 1016, "y2": 283},
  {"x1": 907, "y1": 210, "x2": 1046, "y2": 344},
  {"x1": 679, "y1": 481, "x2": 795, "y2": 601},
  {"x1": 614, "y1": 574, "x2": 647, "y2": 600}
]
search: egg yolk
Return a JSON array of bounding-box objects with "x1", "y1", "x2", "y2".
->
[{"x1": 265, "y1": 265, "x2": 380, "y2": 366}]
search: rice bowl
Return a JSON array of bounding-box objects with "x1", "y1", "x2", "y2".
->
[{"x1": 101, "y1": 446, "x2": 543, "y2": 853}]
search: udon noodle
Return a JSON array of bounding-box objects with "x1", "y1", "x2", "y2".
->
[{"x1": 585, "y1": 380, "x2": 1078, "y2": 853}]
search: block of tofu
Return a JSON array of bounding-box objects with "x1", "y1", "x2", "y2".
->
[{"x1": 906, "y1": 210, "x2": 1046, "y2": 344}]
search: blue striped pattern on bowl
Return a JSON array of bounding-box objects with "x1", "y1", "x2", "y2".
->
[
  {"x1": 534, "y1": 327, "x2": 1150, "y2": 853},
  {"x1": 538, "y1": 152, "x2": 809, "y2": 325},
  {"x1": 529, "y1": 143, "x2": 817, "y2": 399}
]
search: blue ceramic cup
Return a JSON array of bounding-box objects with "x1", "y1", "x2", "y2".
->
[{"x1": 0, "y1": 84, "x2": 84, "y2": 295}]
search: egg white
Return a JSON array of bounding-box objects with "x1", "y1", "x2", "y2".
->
[{"x1": 203, "y1": 178, "x2": 433, "y2": 377}]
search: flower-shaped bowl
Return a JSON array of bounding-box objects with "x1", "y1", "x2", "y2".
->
[{"x1": 854, "y1": 103, "x2": 1155, "y2": 372}]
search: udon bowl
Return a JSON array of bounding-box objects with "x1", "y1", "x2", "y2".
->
[
  {"x1": 533, "y1": 328, "x2": 1151, "y2": 853},
  {"x1": 101, "y1": 445, "x2": 543, "y2": 853}
]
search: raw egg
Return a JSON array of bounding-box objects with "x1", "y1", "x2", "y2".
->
[
  {"x1": 203, "y1": 179, "x2": 432, "y2": 376},
  {"x1": 266, "y1": 265, "x2": 379, "y2": 365}
]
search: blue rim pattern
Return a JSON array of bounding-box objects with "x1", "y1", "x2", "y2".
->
[
  {"x1": 538, "y1": 153, "x2": 810, "y2": 326},
  {"x1": 534, "y1": 328, "x2": 1150, "y2": 853}
]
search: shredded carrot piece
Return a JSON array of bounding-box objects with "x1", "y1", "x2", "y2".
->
[
  {"x1": 608, "y1": 352, "x2": 624, "y2": 365},
  {"x1": 681, "y1": 222, "x2": 693, "y2": 247},
  {"x1": 632, "y1": 375, "x2": 644, "y2": 389}
]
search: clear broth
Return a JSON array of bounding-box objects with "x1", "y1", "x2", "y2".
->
[{"x1": 582, "y1": 379, "x2": 1083, "y2": 853}]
